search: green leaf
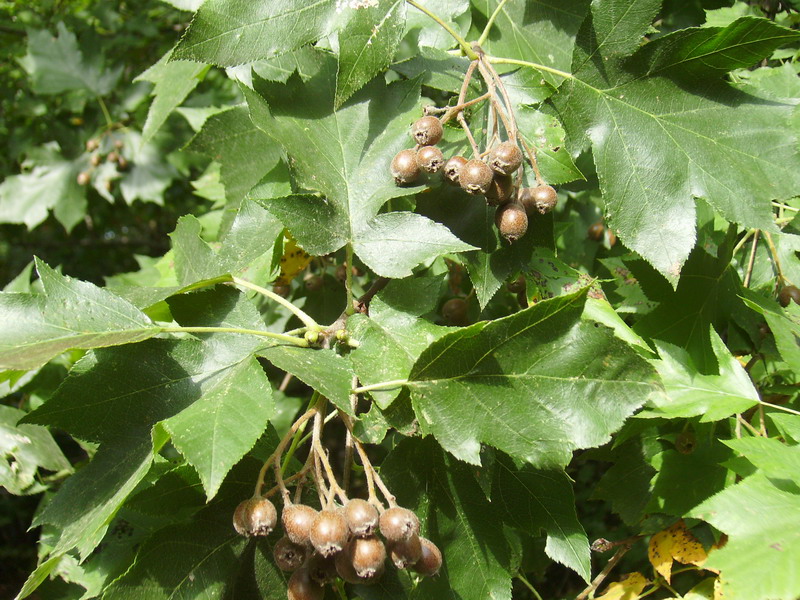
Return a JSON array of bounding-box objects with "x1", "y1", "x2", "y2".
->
[
  {"x1": 172, "y1": 0, "x2": 341, "y2": 66},
  {"x1": 742, "y1": 289, "x2": 800, "y2": 372},
  {"x1": 494, "y1": 456, "x2": 590, "y2": 582},
  {"x1": 407, "y1": 289, "x2": 660, "y2": 466},
  {"x1": 553, "y1": 11, "x2": 800, "y2": 282},
  {"x1": 118, "y1": 130, "x2": 179, "y2": 206},
  {"x1": 723, "y1": 437, "x2": 800, "y2": 483},
  {"x1": 245, "y1": 62, "x2": 475, "y2": 277},
  {"x1": 691, "y1": 475, "x2": 800, "y2": 600},
  {"x1": 404, "y1": 0, "x2": 469, "y2": 50},
  {"x1": 20, "y1": 22, "x2": 121, "y2": 96},
  {"x1": 136, "y1": 50, "x2": 208, "y2": 143},
  {"x1": 646, "y1": 329, "x2": 760, "y2": 421},
  {"x1": 516, "y1": 107, "x2": 583, "y2": 186},
  {"x1": 0, "y1": 259, "x2": 159, "y2": 371},
  {"x1": 382, "y1": 437, "x2": 513, "y2": 600},
  {"x1": 335, "y1": 0, "x2": 405, "y2": 108},
  {"x1": 187, "y1": 106, "x2": 282, "y2": 206},
  {"x1": 0, "y1": 405, "x2": 71, "y2": 495},
  {"x1": 348, "y1": 275, "x2": 450, "y2": 408},
  {"x1": 0, "y1": 143, "x2": 87, "y2": 231}
]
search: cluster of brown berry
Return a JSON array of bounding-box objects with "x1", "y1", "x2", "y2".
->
[
  {"x1": 232, "y1": 404, "x2": 441, "y2": 599},
  {"x1": 77, "y1": 137, "x2": 128, "y2": 191},
  {"x1": 390, "y1": 47, "x2": 559, "y2": 244}
]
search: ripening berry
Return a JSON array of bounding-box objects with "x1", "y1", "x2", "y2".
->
[
  {"x1": 287, "y1": 567, "x2": 324, "y2": 600},
  {"x1": 413, "y1": 537, "x2": 442, "y2": 576},
  {"x1": 347, "y1": 536, "x2": 387, "y2": 578},
  {"x1": 519, "y1": 185, "x2": 558, "y2": 215},
  {"x1": 310, "y1": 509, "x2": 349, "y2": 557},
  {"x1": 443, "y1": 155, "x2": 468, "y2": 185},
  {"x1": 389, "y1": 534, "x2": 422, "y2": 569},
  {"x1": 344, "y1": 498, "x2": 379, "y2": 537},
  {"x1": 459, "y1": 159, "x2": 494, "y2": 195},
  {"x1": 232, "y1": 497, "x2": 277, "y2": 537},
  {"x1": 417, "y1": 145, "x2": 444, "y2": 173},
  {"x1": 379, "y1": 506, "x2": 420, "y2": 542},
  {"x1": 488, "y1": 141, "x2": 523, "y2": 175},
  {"x1": 484, "y1": 174, "x2": 514, "y2": 206},
  {"x1": 274, "y1": 536, "x2": 307, "y2": 571},
  {"x1": 304, "y1": 274, "x2": 323, "y2": 292},
  {"x1": 306, "y1": 552, "x2": 338, "y2": 585},
  {"x1": 391, "y1": 149, "x2": 421, "y2": 185},
  {"x1": 282, "y1": 504, "x2": 318, "y2": 545},
  {"x1": 506, "y1": 275, "x2": 526, "y2": 294},
  {"x1": 85, "y1": 138, "x2": 100, "y2": 152},
  {"x1": 77, "y1": 171, "x2": 91, "y2": 186},
  {"x1": 411, "y1": 116, "x2": 443, "y2": 146},
  {"x1": 587, "y1": 222, "x2": 605, "y2": 242},
  {"x1": 495, "y1": 203, "x2": 528, "y2": 243},
  {"x1": 779, "y1": 285, "x2": 800, "y2": 307}
]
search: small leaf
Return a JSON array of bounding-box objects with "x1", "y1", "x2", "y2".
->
[
  {"x1": 596, "y1": 572, "x2": 649, "y2": 600},
  {"x1": 0, "y1": 259, "x2": 159, "y2": 371}
]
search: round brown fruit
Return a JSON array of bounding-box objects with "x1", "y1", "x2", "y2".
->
[
  {"x1": 413, "y1": 537, "x2": 443, "y2": 577},
  {"x1": 484, "y1": 174, "x2": 514, "y2": 206},
  {"x1": 488, "y1": 141, "x2": 522, "y2": 175},
  {"x1": 520, "y1": 185, "x2": 557, "y2": 215},
  {"x1": 232, "y1": 497, "x2": 277, "y2": 537},
  {"x1": 389, "y1": 534, "x2": 422, "y2": 569},
  {"x1": 287, "y1": 567, "x2": 324, "y2": 600},
  {"x1": 587, "y1": 222, "x2": 605, "y2": 242},
  {"x1": 306, "y1": 552, "x2": 338, "y2": 585},
  {"x1": 441, "y1": 297, "x2": 468, "y2": 326},
  {"x1": 459, "y1": 159, "x2": 494, "y2": 195},
  {"x1": 272, "y1": 283, "x2": 291, "y2": 298},
  {"x1": 344, "y1": 498, "x2": 379, "y2": 537},
  {"x1": 379, "y1": 506, "x2": 420, "y2": 542},
  {"x1": 347, "y1": 536, "x2": 387, "y2": 578},
  {"x1": 77, "y1": 171, "x2": 91, "y2": 186},
  {"x1": 273, "y1": 536, "x2": 307, "y2": 571},
  {"x1": 417, "y1": 145, "x2": 445, "y2": 173},
  {"x1": 282, "y1": 504, "x2": 318, "y2": 545},
  {"x1": 779, "y1": 285, "x2": 800, "y2": 307},
  {"x1": 309, "y1": 509, "x2": 349, "y2": 557},
  {"x1": 506, "y1": 275, "x2": 526, "y2": 294},
  {"x1": 391, "y1": 149, "x2": 421, "y2": 185},
  {"x1": 304, "y1": 274, "x2": 323, "y2": 292},
  {"x1": 443, "y1": 155, "x2": 468, "y2": 185},
  {"x1": 411, "y1": 116, "x2": 443, "y2": 146},
  {"x1": 495, "y1": 203, "x2": 528, "y2": 243}
]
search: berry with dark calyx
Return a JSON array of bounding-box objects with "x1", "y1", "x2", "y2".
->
[
  {"x1": 488, "y1": 141, "x2": 523, "y2": 175},
  {"x1": 274, "y1": 536, "x2": 307, "y2": 571},
  {"x1": 310, "y1": 509, "x2": 349, "y2": 557},
  {"x1": 304, "y1": 274, "x2": 323, "y2": 292},
  {"x1": 379, "y1": 506, "x2": 420, "y2": 542},
  {"x1": 520, "y1": 185, "x2": 558, "y2": 215},
  {"x1": 441, "y1": 297, "x2": 468, "y2": 326},
  {"x1": 413, "y1": 537, "x2": 442, "y2": 577},
  {"x1": 90, "y1": 153, "x2": 102, "y2": 167},
  {"x1": 306, "y1": 552, "x2": 338, "y2": 585},
  {"x1": 506, "y1": 275, "x2": 526, "y2": 294},
  {"x1": 484, "y1": 174, "x2": 514, "y2": 206},
  {"x1": 273, "y1": 283, "x2": 291, "y2": 298},
  {"x1": 282, "y1": 504, "x2": 318, "y2": 545},
  {"x1": 233, "y1": 497, "x2": 277, "y2": 537},
  {"x1": 459, "y1": 159, "x2": 494, "y2": 195},
  {"x1": 77, "y1": 171, "x2": 90, "y2": 186},
  {"x1": 344, "y1": 498, "x2": 379, "y2": 537},
  {"x1": 287, "y1": 567, "x2": 324, "y2": 600},
  {"x1": 411, "y1": 116, "x2": 443, "y2": 146},
  {"x1": 495, "y1": 203, "x2": 528, "y2": 243},
  {"x1": 443, "y1": 155, "x2": 468, "y2": 185},
  {"x1": 587, "y1": 222, "x2": 605, "y2": 242},
  {"x1": 389, "y1": 534, "x2": 422, "y2": 569},
  {"x1": 779, "y1": 285, "x2": 800, "y2": 307},
  {"x1": 391, "y1": 149, "x2": 421, "y2": 185},
  {"x1": 417, "y1": 145, "x2": 444, "y2": 173},
  {"x1": 346, "y1": 536, "x2": 387, "y2": 578},
  {"x1": 86, "y1": 138, "x2": 100, "y2": 152}
]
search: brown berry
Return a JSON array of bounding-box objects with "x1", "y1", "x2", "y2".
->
[
  {"x1": 441, "y1": 297, "x2": 468, "y2": 326},
  {"x1": 335, "y1": 539, "x2": 385, "y2": 584},
  {"x1": 287, "y1": 567, "x2": 324, "y2": 600},
  {"x1": 484, "y1": 174, "x2": 514, "y2": 206},
  {"x1": 77, "y1": 171, "x2": 90, "y2": 186},
  {"x1": 459, "y1": 159, "x2": 494, "y2": 195},
  {"x1": 587, "y1": 222, "x2": 605, "y2": 242},
  {"x1": 114, "y1": 139, "x2": 124, "y2": 150},
  {"x1": 413, "y1": 537, "x2": 442, "y2": 576},
  {"x1": 779, "y1": 285, "x2": 800, "y2": 307},
  {"x1": 379, "y1": 507, "x2": 420, "y2": 542},
  {"x1": 344, "y1": 498, "x2": 379, "y2": 537},
  {"x1": 411, "y1": 116, "x2": 443, "y2": 146},
  {"x1": 443, "y1": 155, "x2": 468, "y2": 185},
  {"x1": 232, "y1": 497, "x2": 277, "y2": 537},
  {"x1": 506, "y1": 275, "x2": 526, "y2": 294},
  {"x1": 274, "y1": 536, "x2": 307, "y2": 571},
  {"x1": 117, "y1": 156, "x2": 129, "y2": 171},
  {"x1": 389, "y1": 534, "x2": 422, "y2": 569},
  {"x1": 273, "y1": 284, "x2": 291, "y2": 298},
  {"x1": 90, "y1": 153, "x2": 101, "y2": 166},
  {"x1": 675, "y1": 431, "x2": 696, "y2": 455},
  {"x1": 335, "y1": 264, "x2": 348, "y2": 282},
  {"x1": 495, "y1": 203, "x2": 528, "y2": 243},
  {"x1": 488, "y1": 141, "x2": 522, "y2": 175},
  {"x1": 520, "y1": 185, "x2": 557, "y2": 215},
  {"x1": 417, "y1": 145, "x2": 444, "y2": 173},
  {"x1": 309, "y1": 509, "x2": 349, "y2": 557},
  {"x1": 107, "y1": 151, "x2": 119, "y2": 164},
  {"x1": 391, "y1": 149, "x2": 421, "y2": 185},
  {"x1": 282, "y1": 504, "x2": 318, "y2": 545},
  {"x1": 346, "y1": 536, "x2": 387, "y2": 578},
  {"x1": 304, "y1": 274, "x2": 323, "y2": 292},
  {"x1": 306, "y1": 552, "x2": 338, "y2": 585},
  {"x1": 85, "y1": 138, "x2": 100, "y2": 152}
]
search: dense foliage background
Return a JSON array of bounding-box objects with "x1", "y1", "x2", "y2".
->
[{"x1": 1, "y1": 0, "x2": 799, "y2": 599}]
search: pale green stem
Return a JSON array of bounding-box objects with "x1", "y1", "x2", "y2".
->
[
  {"x1": 772, "y1": 201, "x2": 799, "y2": 212},
  {"x1": 760, "y1": 400, "x2": 800, "y2": 416},
  {"x1": 477, "y1": 0, "x2": 510, "y2": 46},
  {"x1": 516, "y1": 572, "x2": 544, "y2": 600},
  {"x1": 97, "y1": 97, "x2": 114, "y2": 129},
  {"x1": 161, "y1": 326, "x2": 308, "y2": 347},
  {"x1": 486, "y1": 55, "x2": 573, "y2": 80},
  {"x1": 405, "y1": 0, "x2": 478, "y2": 59},
  {"x1": 352, "y1": 379, "x2": 409, "y2": 393},
  {"x1": 231, "y1": 275, "x2": 320, "y2": 329}
]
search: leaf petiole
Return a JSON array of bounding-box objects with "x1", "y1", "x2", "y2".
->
[
  {"x1": 161, "y1": 326, "x2": 308, "y2": 347},
  {"x1": 477, "y1": 0, "x2": 510, "y2": 47},
  {"x1": 231, "y1": 276, "x2": 320, "y2": 330},
  {"x1": 352, "y1": 379, "x2": 409, "y2": 393},
  {"x1": 404, "y1": 0, "x2": 478, "y2": 59},
  {"x1": 486, "y1": 56, "x2": 573, "y2": 80}
]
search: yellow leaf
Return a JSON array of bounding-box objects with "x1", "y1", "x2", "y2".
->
[
  {"x1": 669, "y1": 520, "x2": 707, "y2": 567},
  {"x1": 714, "y1": 576, "x2": 724, "y2": 600},
  {"x1": 597, "y1": 572, "x2": 649, "y2": 600},
  {"x1": 648, "y1": 528, "x2": 674, "y2": 582},
  {"x1": 275, "y1": 235, "x2": 311, "y2": 285}
]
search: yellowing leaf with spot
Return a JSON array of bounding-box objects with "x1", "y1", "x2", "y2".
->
[
  {"x1": 597, "y1": 572, "x2": 649, "y2": 599},
  {"x1": 648, "y1": 520, "x2": 708, "y2": 583},
  {"x1": 275, "y1": 235, "x2": 311, "y2": 285}
]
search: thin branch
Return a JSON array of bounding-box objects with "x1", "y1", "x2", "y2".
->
[
  {"x1": 519, "y1": 136, "x2": 544, "y2": 185},
  {"x1": 232, "y1": 276, "x2": 320, "y2": 329},
  {"x1": 254, "y1": 408, "x2": 317, "y2": 497},
  {"x1": 763, "y1": 231, "x2": 794, "y2": 286},
  {"x1": 404, "y1": 0, "x2": 477, "y2": 59},
  {"x1": 575, "y1": 543, "x2": 634, "y2": 600},
  {"x1": 439, "y1": 92, "x2": 492, "y2": 125},
  {"x1": 339, "y1": 411, "x2": 395, "y2": 508},
  {"x1": 516, "y1": 572, "x2": 544, "y2": 600},
  {"x1": 743, "y1": 229, "x2": 760, "y2": 288}
]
